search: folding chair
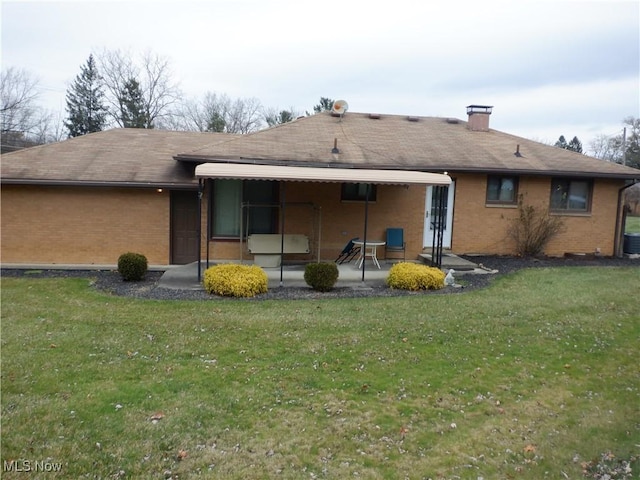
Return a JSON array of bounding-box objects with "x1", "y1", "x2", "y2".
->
[
  {"x1": 385, "y1": 228, "x2": 406, "y2": 261},
  {"x1": 335, "y1": 237, "x2": 361, "y2": 264}
]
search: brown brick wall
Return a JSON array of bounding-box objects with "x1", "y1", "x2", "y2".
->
[
  {"x1": 2, "y1": 176, "x2": 626, "y2": 266},
  {"x1": 450, "y1": 174, "x2": 625, "y2": 256},
  {"x1": 1, "y1": 185, "x2": 170, "y2": 264},
  {"x1": 284, "y1": 182, "x2": 427, "y2": 261},
  {"x1": 203, "y1": 182, "x2": 428, "y2": 262}
]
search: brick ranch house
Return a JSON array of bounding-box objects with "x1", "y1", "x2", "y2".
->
[{"x1": 1, "y1": 106, "x2": 638, "y2": 267}]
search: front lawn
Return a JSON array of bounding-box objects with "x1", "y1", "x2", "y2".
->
[
  {"x1": 626, "y1": 215, "x2": 640, "y2": 233},
  {"x1": 1, "y1": 266, "x2": 639, "y2": 479}
]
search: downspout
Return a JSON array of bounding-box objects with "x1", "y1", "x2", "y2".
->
[{"x1": 614, "y1": 180, "x2": 638, "y2": 257}]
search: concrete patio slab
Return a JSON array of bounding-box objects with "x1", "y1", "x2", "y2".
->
[{"x1": 157, "y1": 255, "x2": 482, "y2": 291}]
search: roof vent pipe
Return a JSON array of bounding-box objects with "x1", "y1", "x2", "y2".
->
[
  {"x1": 514, "y1": 144, "x2": 522, "y2": 157},
  {"x1": 466, "y1": 105, "x2": 493, "y2": 132},
  {"x1": 331, "y1": 138, "x2": 340, "y2": 154}
]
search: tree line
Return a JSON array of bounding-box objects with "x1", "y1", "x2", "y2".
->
[
  {"x1": 1, "y1": 49, "x2": 333, "y2": 152},
  {"x1": 1, "y1": 48, "x2": 638, "y2": 169}
]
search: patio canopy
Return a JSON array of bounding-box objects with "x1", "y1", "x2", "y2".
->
[
  {"x1": 194, "y1": 162, "x2": 452, "y2": 285},
  {"x1": 195, "y1": 163, "x2": 452, "y2": 186}
]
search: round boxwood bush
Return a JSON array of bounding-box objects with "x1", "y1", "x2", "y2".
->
[
  {"x1": 203, "y1": 264, "x2": 268, "y2": 298},
  {"x1": 386, "y1": 262, "x2": 445, "y2": 291},
  {"x1": 117, "y1": 252, "x2": 148, "y2": 281},
  {"x1": 304, "y1": 262, "x2": 339, "y2": 292}
]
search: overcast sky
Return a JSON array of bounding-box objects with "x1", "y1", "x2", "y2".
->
[{"x1": 2, "y1": 0, "x2": 638, "y2": 154}]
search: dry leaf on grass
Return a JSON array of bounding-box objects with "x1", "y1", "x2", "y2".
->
[{"x1": 150, "y1": 412, "x2": 165, "y2": 422}]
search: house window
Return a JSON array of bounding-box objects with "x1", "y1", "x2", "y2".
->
[
  {"x1": 486, "y1": 175, "x2": 518, "y2": 204},
  {"x1": 550, "y1": 178, "x2": 592, "y2": 212},
  {"x1": 210, "y1": 179, "x2": 278, "y2": 238},
  {"x1": 341, "y1": 183, "x2": 377, "y2": 202}
]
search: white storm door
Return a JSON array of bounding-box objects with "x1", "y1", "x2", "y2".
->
[{"x1": 423, "y1": 182, "x2": 455, "y2": 248}]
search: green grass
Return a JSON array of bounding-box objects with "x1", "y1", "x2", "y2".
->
[
  {"x1": 626, "y1": 215, "x2": 640, "y2": 233},
  {"x1": 2, "y1": 267, "x2": 639, "y2": 479}
]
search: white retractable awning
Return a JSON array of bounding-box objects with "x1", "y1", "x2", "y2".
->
[{"x1": 195, "y1": 163, "x2": 451, "y2": 185}]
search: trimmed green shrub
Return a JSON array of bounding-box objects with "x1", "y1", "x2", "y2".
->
[
  {"x1": 304, "y1": 262, "x2": 339, "y2": 292},
  {"x1": 117, "y1": 252, "x2": 148, "y2": 281},
  {"x1": 386, "y1": 262, "x2": 445, "y2": 291},
  {"x1": 203, "y1": 264, "x2": 268, "y2": 298}
]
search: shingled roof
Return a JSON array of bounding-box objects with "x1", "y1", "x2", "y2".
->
[
  {"x1": 177, "y1": 111, "x2": 639, "y2": 180},
  {"x1": 2, "y1": 113, "x2": 638, "y2": 186},
  {"x1": 1, "y1": 128, "x2": 234, "y2": 187}
]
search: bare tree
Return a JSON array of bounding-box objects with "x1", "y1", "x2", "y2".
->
[
  {"x1": 166, "y1": 93, "x2": 225, "y2": 132},
  {"x1": 590, "y1": 117, "x2": 640, "y2": 169},
  {"x1": 42, "y1": 110, "x2": 67, "y2": 143},
  {"x1": 169, "y1": 92, "x2": 264, "y2": 134},
  {"x1": 591, "y1": 134, "x2": 624, "y2": 163},
  {"x1": 224, "y1": 96, "x2": 263, "y2": 134},
  {"x1": 263, "y1": 106, "x2": 299, "y2": 127},
  {"x1": 1, "y1": 67, "x2": 41, "y2": 135},
  {"x1": 97, "y1": 49, "x2": 181, "y2": 128},
  {"x1": 0, "y1": 67, "x2": 60, "y2": 150},
  {"x1": 625, "y1": 183, "x2": 640, "y2": 215}
]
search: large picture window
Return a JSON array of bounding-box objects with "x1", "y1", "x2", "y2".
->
[
  {"x1": 550, "y1": 178, "x2": 592, "y2": 212},
  {"x1": 210, "y1": 179, "x2": 278, "y2": 238},
  {"x1": 341, "y1": 183, "x2": 377, "y2": 202},
  {"x1": 486, "y1": 175, "x2": 518, "y2": 204}
]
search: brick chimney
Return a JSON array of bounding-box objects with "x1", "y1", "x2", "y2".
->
[{"x1": 466, "y1": 105, "x2": 493, "y2": 131}]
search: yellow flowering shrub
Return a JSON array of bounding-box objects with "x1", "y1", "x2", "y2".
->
[
  {"x1": 386, "y1": 262, "x2": 445, "y2": 291},
  {"x1": 203, "y1": 264, "x2": 268, "y2": 298}
]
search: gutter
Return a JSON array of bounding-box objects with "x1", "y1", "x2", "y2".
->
[
  {"x1": 0, "y1": 179, "x2": 198, "y2": 189},
  {"x1": 614, "y1": 180, "x2": 638, "y2": 257},
  {"x1": 175, "y1": 156, "x2": 640, "y2": 180}
]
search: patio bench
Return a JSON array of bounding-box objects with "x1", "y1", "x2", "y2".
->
[{"x1": 247, "y1": 234, "x2": 310, "y2": 267}]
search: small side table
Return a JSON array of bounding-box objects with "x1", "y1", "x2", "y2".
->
[{"x1": 352, "y1": 240, "x2": 386, "y2": 269}]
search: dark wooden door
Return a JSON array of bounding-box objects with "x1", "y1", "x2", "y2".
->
[{"x1": 170, "y1": 190, "x2": 199, "y2": 264}]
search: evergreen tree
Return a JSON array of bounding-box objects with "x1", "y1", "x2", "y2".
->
[
  {"x1": 206, "y1": 111, "x2": 226, "y2": 132},
  {"x1": 567, "y1": 136, "x2": 582, "y2": 153},
  {"x1": 555, "y1": 135, "x2": 583, "y2": 153},
  {"x1": 313, "y1": 97, "x2": 334, "y2": 113},
  {"x1": 265, "y1": 109, "x2": 295, "y2": 127},
  {"x1": 118, "y1": 78, "x2": 149, "y2": 128},
  {"x1": 554, "y1": 135, "x2": 568, "y2": 149},
  {"x1": 64, "y1": 55, "x2": 107, "y2": 137}
]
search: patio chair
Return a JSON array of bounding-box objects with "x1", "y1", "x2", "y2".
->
[
  {"x1": 335, "y1": 237, "x2": 361, "y2": 264},
  {"x1": 385, "y1": 228, "x2": 406, "y2": 261}
]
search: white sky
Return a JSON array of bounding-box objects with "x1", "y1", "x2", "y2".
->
[{"x1": 2, "y1": 0, "x2": 639, "y2": 154}]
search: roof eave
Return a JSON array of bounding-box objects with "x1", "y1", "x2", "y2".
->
[
  {"x1": 444, "y1": 167, "x2": 640, "y2": 180},
  {"x1": 0, "y1": 178, "x2": 199, "y2": 189}
]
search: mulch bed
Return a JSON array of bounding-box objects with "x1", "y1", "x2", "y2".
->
[{"x1": 2, "y1": 255, "x2": 637, "y2": 301}]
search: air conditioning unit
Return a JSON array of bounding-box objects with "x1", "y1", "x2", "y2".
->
[{"x1": 623, "y1": 233, "x2": 640, "y2": 254}]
